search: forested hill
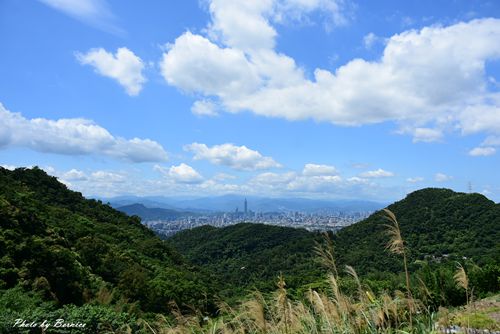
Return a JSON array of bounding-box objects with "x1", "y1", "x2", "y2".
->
[
  {"x1": 333, "y1": 188, "x2": 500, "y2": 274},
  {"x1": 0, "y1": 167, "x2": 215, "y2": 316},
  {"x1": 168, "y1": 223, "x2": 324, "y2": 299},
  {"x1": 169, "y1": 188, "x2": 499, "y2": 300}
]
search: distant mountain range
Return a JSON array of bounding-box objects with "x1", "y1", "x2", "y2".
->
[
  {"x1": 105, "y1": 194, "x2": 385, "y2": 214},
  {"x1": 116, "y1": 203, "x2": 197, "y2": 221}
]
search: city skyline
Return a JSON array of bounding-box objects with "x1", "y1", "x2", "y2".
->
[{"x1": 1, "y1": 1, "x2": 500, "y2": 202}]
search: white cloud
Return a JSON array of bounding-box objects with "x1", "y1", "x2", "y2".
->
[
  {"x1": 154, "y1": 163, "x2": 204, "y2": 184},
  {"x1": 38, "y1": 0, "x2": 122, "y2": 34},
  {"x1": 206, "y1": 0, "x2": 277, "y2": 52},
  {"x1": 167, "y1": 163, "x2": 204, "y2": 184},
  {"x1": 347, "y1": 176, "x2": 369, "y2": 184},
  {"x1": 191, "y1": 100, "x2": 219, "y2": 116},
  {"x1": 0, "y1": 103, "x2": 168, "y2": 162},
  {"x1": 363, "y1": 32, "x2": 379, "y2": 49},
  {"x1": 411, "y1": 128, "x2": 443, "y2": 143},
  {"x1": 483, "y1": 136, "x2": 500, "y2": 146},
  {"x1": 459, "y1": 101, "x2": 500, "y2": 135},
  {"x1": 160, "y1": 7, "x2": 500, "y2": 145},
  {"x1": 46, "y1": 164, "x2": 393, "y2": 201},
  {"x1": 250, "y1": 171, "x2": 297, "y2": 185},
  {"x1": 287, "y1": 174, "x2": 343, "y2": 192},
  {"x1": 406, "y1": 177, "x2": 424, "y2": 183},
  {"x1": 76, "y1": 47, "x2": 146, "y2": 96},
  {"x1": 435, "y1": 173, "x2": 452, "y2": 182},
  {"x1": 62, "y1": 169, "x2": 87, "y2": 181},
  {"x1": 160, "y1": 32, "x2": 261, "y2": 98},
  {"x1": 213, "y1": 172, "x2": 237, "y2": 181},
  {"x1": 468, "y1": 146, "x2": 496, "y2": 156},
  {"x1": 0, "y1": 165, "x2": 17, "y2": 171},
  {"x1": 359, "y1": 168, "x2": 394, "y2": 178},
  {"x1": 302, "y1": 163, "x2": 338, "y2": 176},
  {"x1": 205, "y1": 0, "x2": 350, "y2": 52},
  {"x1": 247, "y1": 170, "x2": 383, "y2": 198},
  {"x1": 90, "y1": 170, "x2": 125, "y2": 183},
  {"x1": 184, "y1": 142, "x2": 281, "y2": 170}
]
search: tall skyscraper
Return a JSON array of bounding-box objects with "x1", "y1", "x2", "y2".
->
[{"x1": 244, "y1": 198, "x2": 248, "y2": 214}]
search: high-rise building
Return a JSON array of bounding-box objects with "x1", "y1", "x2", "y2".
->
[{"x1": 244, "y1": 198, "x2": 248, "y2": 214}]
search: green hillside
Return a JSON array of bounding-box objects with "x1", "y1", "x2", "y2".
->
[
  {"x1": 0, "y1": 167, "x2": 215, "y2": 332},
  {"x1": 169, "y1": 223, "x2": 325, "y2": 300},
  {"x1": 333, "y1": 188, "x2": 500, "y2": 274},
  {"x1": 169, "y1": 188, "x2": 499, "y2": 304}
]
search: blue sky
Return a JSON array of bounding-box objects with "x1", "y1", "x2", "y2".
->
[{"x1": 1, "y1": 0, "x2": 500, "y2": 202}]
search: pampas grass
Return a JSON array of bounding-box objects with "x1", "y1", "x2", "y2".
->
[{"x1": 140, "y1": 210, "x2": 458, "y2": 333}]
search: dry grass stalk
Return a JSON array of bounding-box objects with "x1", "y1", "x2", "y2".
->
[
  {"x1": 314, "y1": 232, "x2": 338, "y2": 277},
  {"x1": 383, "y1": 208, "x2": 414, "y2": 328}
]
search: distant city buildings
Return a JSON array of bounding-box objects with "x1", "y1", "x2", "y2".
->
[{"x1": 143, "y1": 197, "x2": 373, "y2": 237}]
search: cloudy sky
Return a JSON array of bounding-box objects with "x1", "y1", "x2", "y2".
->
[{"x1": 1, "y1": 0, "x2": 500, "y2": 201}]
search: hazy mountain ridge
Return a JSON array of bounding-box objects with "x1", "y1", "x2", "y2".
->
[
  {"x1": 116, "y1": 203, "x2": 197, "y2": 221},
  {"x1": 106, "y1": 194, "x2": 385, "y2": 213}
]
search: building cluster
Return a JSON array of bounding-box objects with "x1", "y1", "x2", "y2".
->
[{"x1": 143, "y1": 198, "x2": 373, "y2": 237}]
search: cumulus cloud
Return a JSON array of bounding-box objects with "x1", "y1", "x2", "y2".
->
[
  {"x1": 359, "y1": 168, "x2": 394, "y2": 178},
  {"x1": 302, "y1": 163, "x2": 338, "y2": 176},
  {"x1": 435, "y1": 173, "x2": 452, "y2": 182},
  {"x1": 469, "y1": 146, "x2": 496, "y2": 156},
  {"x1": 0, "y1": 103, "x2": 168, "y2": 162},
  {"x1": 76, "y1": 47, "x2": 146, "y2": 95},
  {"x1": 46, "y1": 163, "x2": 395, "y2": 201},
  {"x1": 160, "y1": 32, "x2": 261, "y2": 98},
  {"x1": 184, "y1": 142, "x2": 281, "y2": 170},
  {"x1": 155, "y1": 163, "x2": 204, "y2": 184},
  {"x1": 160, "y1": 1, "x2": 500, "y2": 146},
  {"x1": 168, "y1": 164, "x2": 204, "y2": 184}
]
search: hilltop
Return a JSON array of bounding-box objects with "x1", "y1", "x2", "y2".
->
[{"x1": 333, "y1": 188, "x2": 500, "y2": 274}]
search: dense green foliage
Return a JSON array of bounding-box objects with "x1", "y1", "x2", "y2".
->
[
  {"x1": 0, "y1": 167, "x2": 215, "y2": 329},
  {"x1": 333, "y1": 188, "x2": 500, "y2": 274},
  {"x1": 169, "y1": 223, "x2": 325, "y2": 300}
]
